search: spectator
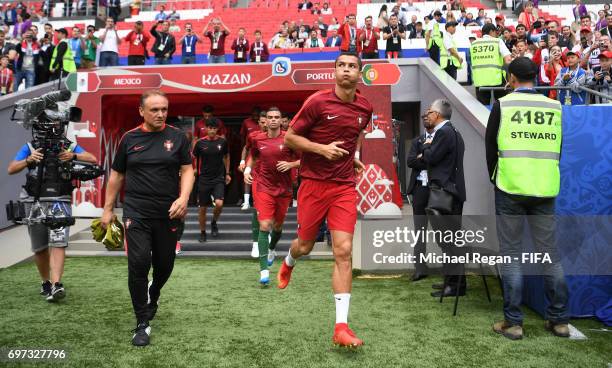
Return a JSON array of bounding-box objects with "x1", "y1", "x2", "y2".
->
[
  {"x1": 298, "y1": 1, "x2": 312, "y2": 11},
  {"x1": 179, "y1": 23, "x2": 201, "y2": 64},
  {"x1": 495, "y1": 0, "x2": 503, "y2": 12},
  {"x1": 580, "y1": 15, "x2": 592, "y2": 31},
  {"x1": 406, "y1": 15, "x2": 418, "y2": 34},
  {"x1": 409, "y1": 22, "x2": 425, "y2": 39},
  {"x1": 315, "y1": 17, "x2": 328, "y2": 38},
  {"x1": 150, "y1": 20, "x2": 176, "y2": 65},
  {"x1": 392, "y1": 5, "x2": 408, "y2": 27},
  {"x1": 304, "y1": 29, "x2": 323, "y2": 49},
  {"x1": 502, "y1": 28, "x2": 516, "y2": 52},
  {"x1": 289, "y1": 29, "x2": 304, "y2": 49},
  {"x1": 403, "y1": 0, "x2": 420, "y2": 12},
  {"x1": 44, "y1": 23, "x2": 57, "y2": 45},
  {"x1": 321, "y1": 2, "x2": 332, "y2": 15},
  {"x1": 0, "y1": 30, "x2": 17, "y2": 66},
  {"x1": 339, "y1": 14, "x2": 361, "y2": 53},
  {"x1": 30, "y1": 25, "x2": 39, "y2": 40},
  {"x1": 68, "y1": 27, "x2": 85, "y2": 69},
  {"x1": 601, "y1": 14, "x2": 612, "y2": 37},
  {"x1": 168, "y1": 8, "x2": 180, "y2": 21},
  {"x1": 595, "y1": 10, "x2": 608, "y2": 31},
  {"x1": 231, "y1": 28, "x2": 249, "y2": 63},
  {"x1": 377, "y1": 5, "x2": 389, "y2": 29},
  {"x1": 269, "y1": 27, "x2": 291, "y2": 49},
  {"x1": 13, "y1": 13, "x2": 32, "y2": 40},
  {"x1": 518, "y1": 2, "x2": 537, "y2": 32},
  {"x1": 495, "y1": 14, "x2": 514, "y2": 35},
  {"x1": 311, "y1": 2, "x2": 321, "y2": 15},
  {"x1": 155, "y1": 5, "x2": 168, "y2": 21},
  {"x1": 250, "y1": 30, "x2": 269, "y2": 62},
  {"x1": 205, "y1": 18, "x2": 230, "y2": 64},
  {"x1": 544, "y1": 46, "x2": 566, "y2": 99},
  {"x1": 0, "y1": 54, "x2": 14, "y2": 95},
  {"x1": 4, "y1": 4, "x2": 16, "y2": 27},
  {"x1": 124, "y1": 21, "x2": 150, "y2": 66},
  {"x1": 325, "y1": 28, "x2": 342, "y2": 47},
  {"x1": 457, "y1": 10, "x2": 468, "y2": 26},
  {"x1": 588, "y1": 51, "x2": 612, "y2": 102},
  {"x1": 81, "y1": 25, "x2": 99, "y2": 69},
  {"x1": 533, "y1": 32, "x2": 558, "y2": 86},
  {"x1": 512, "y1": 39, "x2": 533, "y2": 59},
  {"x1": 383, "y1": 14, "x2": 406, "y2": 59},
  {"x1": 463, "y1": 13, "x2": 479, "y2": 27},
  {"x1": 14, "y1": 30, "x2": 38, "y2": 90},
  {"x1": 99, "y1": 17, "x2": 121, "y2": 67},
  {"x1": 572, "y1": 0, "x2": 588, "y2": 23},
  {"x1": 475, "y1": 8, "x2": 486, "y2": 26},
  {"x1": 359, "y1": 15, "x2": 379, "y2": 59},
  {"x1": 35, "y1": 35, "x2": 53, "y2": 85},
  {"x1": 555, "y1": 50, "x2": 587, "y2": 105},
  {"x1": 558, "y1": 26, "x2": 575, "y2": 49},
  {"x1": 515, "y1": 24, "x2": 534, "y2": 45},
  {"x1": 328, "y1": 17, "x2": 340, "y2": 32},
  {"x1": 168, "y1": 19, "x2": 181, "y2": 34},
  {"x1": 108, "y1": 0, "x2": 121, "y2": 23},
  {"x1": 581, "y1": 30, "x2": 603, "y2": 70}
]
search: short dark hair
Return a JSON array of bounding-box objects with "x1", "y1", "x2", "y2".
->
[
  {"x1": 481, "y1": 23, "x2": 497, "y2": 36},
  {"x1": 202, "y1": 105, "x2": 214, "y2": 113},
  {"x1": 434, "y1": 10, "x2": 442, "y2": 17},
  {"x1": 516, "y1": 23, "x2": 526, "y2": 30},
  {"x1": 580, "y1": 14, "x2": 591, "y2": 20},
  {"x1": 547, "y1": 31, "x2": 558, "y2": 38},
  {"x1": 508, "y1": 57, "x2": 537, "y2": 82},
  {"x1": 416, "y1": 21, "x2": 422, "y2": 26},
  {"x1": 255, "y1": 29, "x2": 261, "y2": 34},
  {"x1": 365, "y1": 15, "x2": 372, "y2": 21},
  {"x1": 205, "y1": 119, "x2": 218, "y2": 127},
  {"x1": 259, "y1": 111, "x2": 267, "y2": 118},
  {"x1": 335, "y1": 52, "x2": 362, "y2": 71},
  {"x1": 56, "y1": 28, "x2": 68, "y2": 36},
  {"x1": 140, "y1": 90, "x2": 167, "y2": 107},
  {"x1": 44, "y1": 23, "x2": 53, "y2": 28},
  {"x1": 267, "y1": 107, "x2": 281, "y2": 115}
]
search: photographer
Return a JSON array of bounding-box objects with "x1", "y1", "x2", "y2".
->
[
  {"x1": 588, "y1": 51, "x2": 612, "y2": 103},
  {"x1": 7, "y1": 132, "x2": 96, "y2": 302}
]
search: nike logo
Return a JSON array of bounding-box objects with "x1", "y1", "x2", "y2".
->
[
  {"x1": 260, "y1": 146, "x2": 267, "y2": 150},
  {"x1": 133, "y1": 145, "x2": 144, "y2": 151},
  {"x1": 327, "y1": 115, "x2": 339, "y2": 120},
  {"x1": 170, "y1": 228, "x2": 177, "y2": 232}
]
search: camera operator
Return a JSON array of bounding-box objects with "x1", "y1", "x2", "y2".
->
[{"x1": 7, "y1": 130, "x2": 96, "y2": 302}]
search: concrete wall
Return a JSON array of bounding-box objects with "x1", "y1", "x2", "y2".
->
[{"x1": 0, "y1": 83, "x2": 57, "y2": 229}]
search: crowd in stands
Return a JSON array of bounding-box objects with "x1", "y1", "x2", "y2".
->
[{"x1": 0, "y1": 0, "x2": 610, "y2": 105}]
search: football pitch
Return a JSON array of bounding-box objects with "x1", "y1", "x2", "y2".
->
[{"x1": 0, "y1": 257, "x2": 610, "y2": 368}]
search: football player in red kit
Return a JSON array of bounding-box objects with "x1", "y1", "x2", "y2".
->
[
  {"x1": 279, "y1": 53, "x2": 372, "y2": 347},
  {"x1": 244, "y1": 107, "x2": 299, "y2": 285}
]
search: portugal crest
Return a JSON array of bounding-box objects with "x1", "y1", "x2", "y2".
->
[{"x1": 164, "y1": 140, "x2": 174, "y2": 152}]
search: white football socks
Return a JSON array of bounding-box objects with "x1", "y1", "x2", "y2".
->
[
  {"x1": 260, "y1": 270, "x2": 269, "y2": 280},
  {"x1": 285, "y1": 252, "x2": 296, "y2": 267},
  {"x1": 334, "y1": 293, "x2": 351, "y2": 324},
  {"x1": 244, "y1": 194, "x2": 250, "y2": 203}
]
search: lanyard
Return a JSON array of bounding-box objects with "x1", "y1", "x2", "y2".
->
[
  {"x1": 186, "y1": 35, "x2": 194, "y2": 47},
  {"x1": 256, "y1": 42, "x2": 261, "y2": 55},
  {"x1": 213, "y1": 32, "x2": 220, "y2": 42},
  {"x1": 161, "y1": 34, "x2": 168, "y2": 45}
]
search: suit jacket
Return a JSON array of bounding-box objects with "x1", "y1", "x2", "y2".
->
[
  {"x1": 421, "y1": 122, "x2": 466, "y2": 202},
  {"x1": 406, "y1": 133, "x2": 428, "y2": 195},
  {"x1": 325, "y1": 36, "x2": 342, "y2": 47}
]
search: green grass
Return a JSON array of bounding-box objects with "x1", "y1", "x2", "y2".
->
[{"x1": 0, "y1": 257, "x2": 610, "y2": 368}]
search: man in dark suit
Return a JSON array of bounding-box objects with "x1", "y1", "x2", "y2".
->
[
  {"x1": 325, "y1": 29, "x2": 342, "y2": 47},
  {"x1": 420, "y1": 99, "x2": 466, "y2": 297},
  {"x1": 406, "y1": 114, "x2": 435, "y2": 281}
]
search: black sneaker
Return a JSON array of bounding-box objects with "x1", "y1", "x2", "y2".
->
[
  {"x1": 131, "y1": 322, "x2": 151, "y2": 346},
  {"x1": 199, "y1": 231, "x2": 207, "y2": 243},
  {"x1": 46, "y1": 282, "x2": 65, "y2": 302},
  {"x1": 40, "y1": 280, "x2": 52, "y2": 297},
  {"x1": 211, "y1": 222, "x2": 219, "y2": 237}
]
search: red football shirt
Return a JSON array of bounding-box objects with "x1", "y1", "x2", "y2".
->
[
  {"x1": 194, "y1": 117, "x2": 227, "y2": 139},
  {"x1": 240, "y1": 117, "x2": 260, "y2": 144},
  {"x1": 251, "y1": 131, "x2": 296, "y2": 196},
  {"x1": 205, "y1": 30, "x2": 228, "y2": 56},
  {"x1": 290, "y1": 89, "x2": 372, "y2": 185},
  {"x1": 246, "y1": 131, "x2": 267, "y2": 178},
  {"x1": 124, "y1": 31, "x2": 150, "y2": 56}
]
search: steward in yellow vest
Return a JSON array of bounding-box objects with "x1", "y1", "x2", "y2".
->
[
  {"x1": 50, "y1": 28, "x2": 77, "y2": 80},
  {"x1": 425, "y1": 11, "x2": 444, "y2": 65},
  {"x1": 485, "y1": 57, "x2": 569, "y2": 341},
  {"x1": 471, "y1": 24, "x2": 513, "y2": 105},
  {"x1": 440, "y1": 21, "x2": 463, "y2": 80}
]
